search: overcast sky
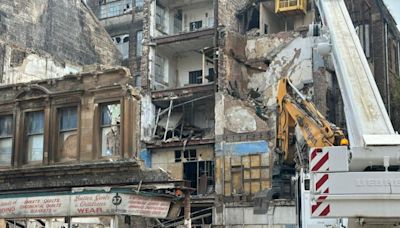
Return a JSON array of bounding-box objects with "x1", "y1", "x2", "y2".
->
[{"x1": 384, "y1": 0, "x2": 400, "y2": 30}]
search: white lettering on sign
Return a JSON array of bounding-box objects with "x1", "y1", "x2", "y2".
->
[
  {"x1": 0, "y1": 196, "x2": 69, "y2": 218},
  {"x1": 120, "y1": 194, "x2": 171, "y2": 218},
  {"x1": 71, "y1": 194, "x2": 113, "y2": 215},
  {"x1": 0, "y1": 193, "x2": 171, "y2": 219}
]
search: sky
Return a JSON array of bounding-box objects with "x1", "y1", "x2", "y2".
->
[{"x1": 384, "y1": 0, "x2": 400, "y2": 30}]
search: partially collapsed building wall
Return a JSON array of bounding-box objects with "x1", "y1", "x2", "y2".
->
[{"x1": 0, "y1": 0, "x2": 122, "y2": 84}]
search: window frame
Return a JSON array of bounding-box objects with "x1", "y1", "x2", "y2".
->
[
  {"x1": 98, "y1": 0, "x2": 132, "y2": 19},
  {"x1": 0, "y1": 113, "x2": 14, "y2": 167},
  {"x1": 23, "y1": 110, "x2": 46, "y2": 165},
  {"x1": 135, "y1": 0, "x2": 144, "y2": 11},
  {"x1": 156, "y1": 4, "x2": 166, "y2": 31},
  {"x1": 189, "y1": 70, "x2": 203, "y2": 84},
  {"x1": 189, "y1": 20, "x2": 203, "y2": 31},
  {"x1": 155, "y1": 54, "x2": 165, "y2": 83},
  {"x1": 136, "y1": 30, "x2": 143, "y2": 57},
  {"x1": 99, "y1": 101, "x2": 122, "y2": 158},
  {"x1": 112, "y1": 34, "x2": 130, "y2": 59},
  {"x1": 55, "y1": 105, "x2": 80, "y2": 163}
]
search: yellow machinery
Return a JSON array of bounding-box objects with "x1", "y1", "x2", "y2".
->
[
  {"x1": 269, "y1": 77, "x2": 346, "y2": 199},
  {"x1": 275, "y1": 0, "x2": 307, "y2": 14},
  {"x1": 275, "y1": 77, "x2": 346, "y2": 164}
]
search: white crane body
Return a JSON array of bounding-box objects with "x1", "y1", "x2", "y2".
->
[{"x1": 307, "y1": 0, "x2": 400, "y2": 220}]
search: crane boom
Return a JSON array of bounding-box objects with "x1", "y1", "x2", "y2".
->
[{"x1": 316, "y1": 0, "x2": 400, "y2": 147}]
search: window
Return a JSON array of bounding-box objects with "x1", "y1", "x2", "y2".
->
[
  {"x1": 0, "y1": 115, "x2": 13, "y2": 165},
  {"x1": 190, "y1": 21, "x2": 203, "y2": 31},
  {"x1": 135, "y1": 0, "x2": 143, "y2": 10},
  {"x1": 184, "y1": 149, "x2": 197, "y2": 161},
  {"x1": 101, "y1": 103, "x2": 121, "y2": 157},
  {"x1": 175, "y1": 149, "x2": 196, "y2": 162},
  {"x1": 99, "y1": 0, "x2": 132, "y2": 19},
  {"x1": 175, "y1": 150, "x2": 182, "y2": 162},
  {"x1": 174, "y1": 10, "x2": 183, "y2": 33},
  {"x1": 388, "y1": 39, "x2": 398, "y2": 74},
  {"x1": 155, "y1": 55, "x2": 165, "y2": 83},
  {"x1": 26, "y1": 111, "x2": 44, "y2": 163},
  {"x1": 112, "y1": 34, "x2": 129, "y2": 59},
  {"x1": 156, "y1": 5, "x2": 165, "y2": 31},
  {"x1": 136, "y1": 31, "x2": 143, "y2": 57},
  {"x1": 189, "y1": 70, "x2": 203, "y2": 84},
  {"x1": 135, "y1": 74, "x2": 141, "y2": 87},
  {"x1": 356, "y1": 24, "x2": 371, "y2": 58},
  {"x1": 58, "y1": 107, "x2": 78, "y2": 162},
  {"x1": 208, "y1": 68, "x2": 215, "y2": 82}
]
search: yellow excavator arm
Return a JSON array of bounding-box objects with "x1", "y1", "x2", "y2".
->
[{"x1": 276, "y1": 78, "x2": 347, "y2": 163}]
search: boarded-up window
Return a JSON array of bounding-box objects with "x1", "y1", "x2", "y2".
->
[
  {"x1": 26, "y1": 111, "x2": 44, "y2": 162},
  {"x1": 0, "y1": 115, "x2": 12, "y2": 165},
  {"x1": 101, "y1": 103, "x2": 121, "y2": 157},
  {"x1": 224, "y1": 154, "x2": 269, "y2": 196},
  {"x1": 58, "y1": 107, "x2": 78, "y2": 162}
]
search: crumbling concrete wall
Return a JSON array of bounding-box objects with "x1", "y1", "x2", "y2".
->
[
  {"x1": 0, "y1": 0, "x2": 122, "y2": 84},
  {"x1": 215, "y1": 30, "x2": 316, "y2": 206},
  {"x1": 218, "y1": 0, "x2": 249, "y2": 32},
  {"x1": 0, "y1": 43, "x2": 82, "y2": 84}
]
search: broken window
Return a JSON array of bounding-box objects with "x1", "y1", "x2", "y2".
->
[
  {"x1": 58, "y1": 107, "x2": 78, "y2": 162},
  {"x1": 183, "y1": 160, "x2": 214, "y2": 195},
  {"x1": 99, "y1": 0, "x2": 132, "y2": 19},
  {"x1": 101, "y1": 103, "x2": 121, "y2": 157},
  {"x1": 189, "y1": 21, "x2": 203, "y2": 31},
  {"x1": 246, "y1": 7, "x2": 260, "y2": 31},
  {"x1": 0, "y1": 115, "x2": 13, "y2": 165},
  {"x1": 135, "y1": 0, "x2": 143, "y2": 10},
  {"x1": 155, "y1": 54, "x2": 165, "y2": 83},
  {"x1": 112, "y1": 34, "x2": 129, "y2": 59},
  {"x1": 26, "y1": 111, "x2": 44, "y2": 163},
  {"x1": 189, "y1": 70, "x2": 203, "y2": 84},
  {"x1": 136, "y1": 31, "x2": 143, "y2": 57}
]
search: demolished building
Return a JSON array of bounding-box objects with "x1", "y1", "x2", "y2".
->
[
  {"x1": 86, "y1": 0, "x2": 145, "y2": 86},
  {"x1": 1, "y1": 0, "x2": 400, "y2": 227},
  {"x1": 137, "y1": 0, "x2": 400, "y2": 226},
  {"x1": 0, "y1": 1, "x2": 187, "y2": 227},
  {"x1": 137, "y1": 0, "x2": 315, "y2": 226}
]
